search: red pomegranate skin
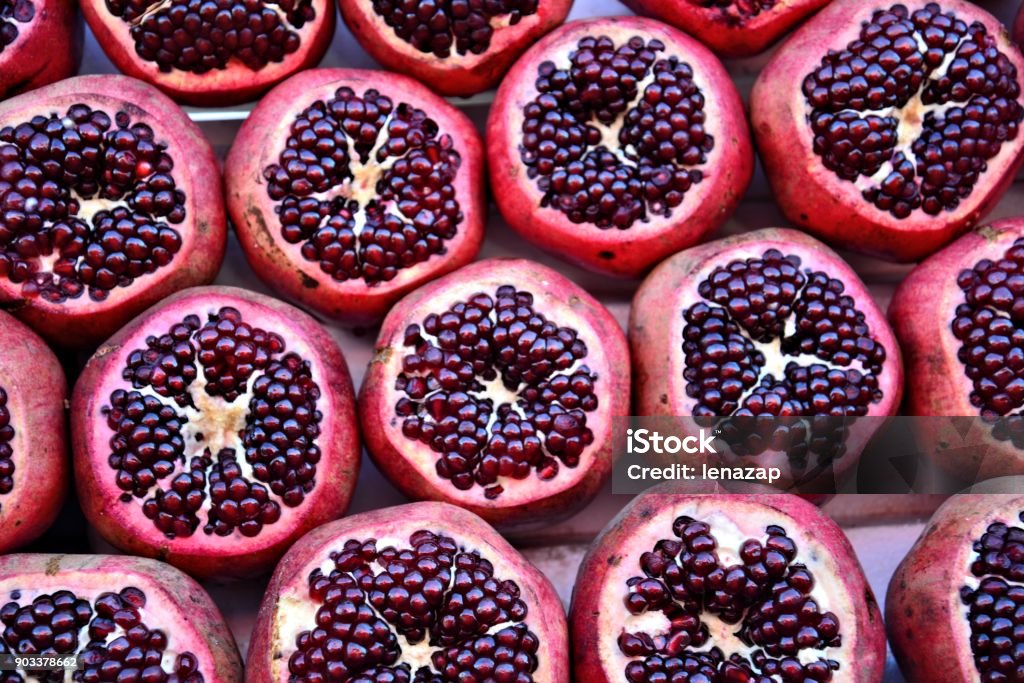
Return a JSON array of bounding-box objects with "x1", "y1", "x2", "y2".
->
[
  {"x1": 359, "y1": 258, "x2": 630, "y2": 529},
  {"x1": 751, "y1": 0, "x2": 1024, "y2": 263},
  {"x1": 338, "y1": 0, "x2": 573, "y2": 97},
  {"x1": 622, "y1": 0, "x2": 832, "y2": 58},
  {"x1": 487, "y1": 16, "x2": 754, "y2": 278},
  {"x1": 225, "y1": 68, "x2": 486, "y2": 326},
  {"x1": 0, "y1": 309, "x2": 67, "y2": 553},
  {"x1": 1016, "y1": 2, "x2": 1024, "y2": 47},
  {"x1": 71, "y1": 286, "x2": 361, "y2": 580},
  {"x1": 0, "y1": 0, "x2": 82, "y2": 100},
  {"x1": 247, "y1": 502, "x2": 569, "y2": 683}
]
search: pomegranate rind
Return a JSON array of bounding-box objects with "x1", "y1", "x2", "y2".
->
[
  {"x1": 359, "y1": 257, "x2": 630, "y2": 529},
  {"x1": 751, "y1": 0, "x2": 1024, "y2": 263},
  {"x1": 0, "y1": 0, "x2": 82, "y2": 100},
  {"x1": 79, "y1": 0, "x2": 336, "y2": 106},
  {"x1": 1016, "y1": 3, "x2": 1024, "y2": 47},
  {"x1": 247, "y1": 501, "x2": 569, "y2": 683},
  {"x1": 0, "y1": 553, "x2": 243, "y2": 682},
  {"x1": 570, "y1": 488, "x2": 887, "y2": 682},
  {"x1": 337, "y1": 0, "x2": 572, "y2": 97},
  {"x1": 621, "y1": 0, "x2": 832, "y2": 58},
  {"x1": 487, "y1": 16, "x2": 754, "y2": 278},
  {"x1": 0, "y1": 310, "x2": 67, "y2": 553},
  {"x1": 225, "y1": 68, "x2": 486, "y2": 326},
  {"x1": 71, "y1": 286, "x2": 360, "y2": 580}
]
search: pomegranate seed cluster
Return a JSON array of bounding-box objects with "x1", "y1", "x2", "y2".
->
[
  {"x1": 0, "y1": 0, "x2": 33, "y2": 54},
  {"x1": 0, "y1": 104, "x2": 186, "y2": 304},
  {"x1": 103, "y1": 0, "x2": 317, "y2": 74},
  {"x1": 263, "y1": 86, "x2": 464, "y2": 285},
  {"x1": 694, "y1": 0, "x2": 776, "y2": 20},
  {"x1": 619, "y1": 516, "x2": 843, "y2": 682},
  {"x1": 394, "y1": 285, "x2": 599, "y2": 499},
  {"x1": 802, "y1": 3, "x2": 1023, "y2": 219},
  {"x1": 520, "y1": 34, "x2": 714, "y2": 230},
  {"x1": 0, "y1": 586, "x2": 204, "y2": 683},
  {"x1": 0, "y1": 388, "x2": 11, "y2": 512},
  {"x1": 288, "y1": 529, "x2": 540, "y2": 682},
  {"x1": 371, "y1": 0, "x2": 539, "y2": 58},
  {"x1": 101, "y1": 306, "x2": 323, "y2": 540}
]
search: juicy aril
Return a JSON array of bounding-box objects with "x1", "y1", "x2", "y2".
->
[
  {"x1": 751, "y1": 0, "x2": 1024, "y2": 262},
  {"x1": 248, "y1": 502, "x2": 569, "y2": 683},
  {"x1": 80, "y1": 0, "x2": 335, "y2": 106},
  {"x1": 0, "y1": 0, "x2": 82, "y2": 100},
  {"x1": 338, "y1": 0, "x2": 572, "y2": 97},
  {"x1": 71, "y1": 286, "x2": 361, "y2": 580},
  {"x1": 571, "y1": 488, "x2": 886, "y2": 682},
  {"x1": 359, "y1": 258, "x2": 630, "y2": 528},
  {"x1": 630, "y1": 229, "x2": 903, "y2": 491},
  {"x1": 0, "y1": 75, "x2": 226, "y2": 349},
  {"x1": 487, "y1": 16, "x2": 753, "y2": 278},
  {"x1": 0, "y1": 553, "x2": 242, "y2": 682},
  {"x1": 0, "y1": 309, "x2": 67, "y2": 553},
  {"x1": 225, "y1": 68, "x2": 485, "y2": 326}
]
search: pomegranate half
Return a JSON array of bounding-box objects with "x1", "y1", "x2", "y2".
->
[
  {"x1": 248, "y1": 502, "x2": 569, "y2": 683},
  {"x1": 487, "y1": 16, "x2": 753, "y2": 278},
  {"x1": 71, "y1": 286, "x2": 361, "y2": 580},
  {"x1": 338, "y1": 0, "x2": 573, "y2": 97},
  {"x1": 226, "y1": 68, "x2": 485, "y2": 326},
  {"x1": 0, "y1": 309, "x2": 67, "y2": 553},
  {"x1": 630, "y1": 228, "x2": 904, "y2": 491},
  {"x1": 751, "y1": 0, "x2": 1024, "y2": 262},
  {"x1": 571, "y1": 488, "x2": 887, "y2": 682},
  {"x1": 0, "y1": 0, "x2": 82, "y2": 100},
  {"x1": 80, "y1": 0, "x2": 336, "y2": 106},
  {"x1": 359, "y1": 258, "x2": 630, "y2": 528},
  {"x1": 0, "y1": 553, "x2": 242, "y2": 682}
]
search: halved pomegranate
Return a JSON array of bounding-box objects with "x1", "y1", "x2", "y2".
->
[
  {"x1": 0, "y1": 553, "x2": 243, "y2": 682},
  {"x1": 621, "y1": 0, "x2": 832, "y2": 59},
  {"x1": 0, "y1": 0, "x2": 82, "y2": 100},
  {"x1": 0, "y1": 75, "x2": 226, "y2": 349},
  {"x1": 338, "y1": 0, "x2": 573, "y2": 97},
  {"x1": 248, "y1": 502, "x2": 569, "y2": 683},
  {"x1": 571, "y1": 488, "x2": 887, "y2": 682},
  {"x1": 752, "y1": 0, "x2": 1024, "y2": 263},
  {"x1": 0, "y1": 309, "x2": 67, "y2": 553},
  {"x1": 359, "y1": 258, "x2": 630, "y2": 528},
  {"x1": 225, "y1": 68, "x2": 485, "y2": 326},
  {"x1": 630, "y1": 228, "x2": 903, "y2": 491},
  {"x1": 80, "y1": 0, "x2": 335, "y2": 106},
  {"x1": 71, "y1": 286, "x2": 361, "y2": 580},
  {"x1": 487, "y1": 16, "x2": 754, "y2": 278}
]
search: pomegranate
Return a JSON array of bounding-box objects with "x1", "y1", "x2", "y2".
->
[
  {"x1": 1016, "y1": 2, "x2": 1024, "y2": 48},
  {"x1": 630, "y1": 228, "x2": 903, "y2": 491},
  {"x1": 0, "y1": 0, "x2": 82, "y2": 100},
  {"x1": 225, "y1": 68, "x2": 485, "y2": 326},
  {"x1": 0, "y1": 309, "x2": 67, "y2": 553},
  {"x1": 571, "y1": 488, "x2": 886, "y2": 682},
  {"x1": 248, "y1": 502, "x2": 569, "y2": 683},
  {"x1": 71, "y1": 286, "x2": 361, "y2": 580},
  {"x1": 621, "y1": 0, "x2": 832, "y2": 59},
  {"x1": 751, "y1": 0, "x2": 1024, "y2": 263},
  {"x1": 0, "y1": 553, "x2": 243, "y2": 682},
  {"x1": 359, "y1": 258, "x2": 630, "y2": 528},
  {"x1": 487, "y1": 16, "x2": 754, "y2": 278},
  {"x1": 0, "y1": 75, "x2": 226, "y2": 349},
  {"x1": 80, "y1": 0, "x2": 335, "y2": 106},
  {"x1": 337, "y1": 0, "x2": 573, "y2": 97}
]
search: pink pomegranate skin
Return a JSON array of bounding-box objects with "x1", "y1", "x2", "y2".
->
[
  {"x1": 0, "y1": 0, "x2": 82, "y2": 100},
  {"x1": 622, "y1": 0, "x2": 832, "y2": 58},
  {"x1": 248, "y1": 502, "x2": 569, "y2": 683},
  {"x1": 487, "y1": 16, "x2": 754, "y2": 278},
  {"x1": 71, "y1": 286, "x2": 360, "y2": 580},
  {"x1": 751, "y1": 0, "x2": 1024, "y2": 262},
  {"x1": 338, "y1": 0, "x2": 572, "y2": 97},
  {"x1": 1016, "y1": 1, "x2": 1024, "y2": 47},
  {"x1": 0, "y1": 309, "x2": 67, "y2": 553},
  {"x1": 359, "y1": 258, "x2": 630, "y2": 529},
  {"x1": 0, "y1": 75, "x2": 226, "y2": 349},
  {"x1": 225, "y1": 68, "x2": 485, "y2": 326},
  {"x1": 79, "y1": 0, "x2": 335, "y2": 106},
  {"x1": 571, "y1": 488, "x2": 887, "y2": 682}
]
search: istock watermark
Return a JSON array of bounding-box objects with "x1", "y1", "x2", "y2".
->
[{"x1": 626, "y1": 428, "x2": 718, "y2": 455}]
